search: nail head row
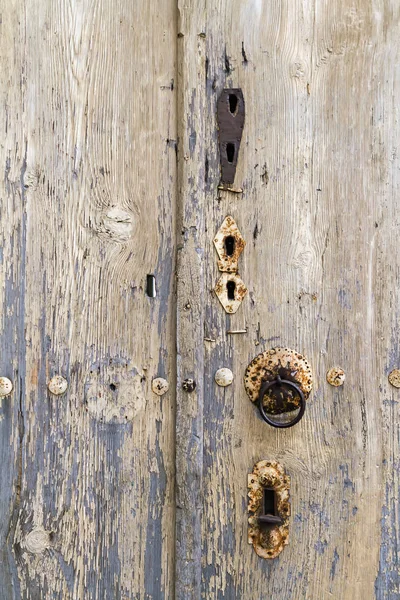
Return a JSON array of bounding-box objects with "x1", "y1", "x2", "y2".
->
[{"x1": 0, "y1": 376, "x2": 68, "y2": 398}]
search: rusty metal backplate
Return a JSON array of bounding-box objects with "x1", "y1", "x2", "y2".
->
[
  {"x1": 214, "y1": 272, "x2": 248, "y2": 314},
  {"x1": 217, "y1": 88, "x2": 245, "y2": 185},
  {"x1": 244, "y1": 347, "x2": 313, "y2": 414},
  {"x1": 248, "y1": 460, "x2": 290, "y2": 559},
  {"x1": 213, "y1": 215, "x2": 246, "y2": 273}
]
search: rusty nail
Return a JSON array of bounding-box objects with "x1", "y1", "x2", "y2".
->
[
  {"x1": 48, "y1": 375, "x2": 68, "y2": 396},
  {"x1": 389, "y1": 369, "x2": 400, "y2": 388},
  {"x1": 215, "y1": 368, "x2": 234, "y2": 387},
  {"x1": 0, "y1": 377, "x2": 13, "y2": 397},
  {"x1": 182, "y1": 378, "x2": 196, "y2": 392},
  {"x1": 326, "y1": 367, "x2": 345, "y2": 387},
  {"x1": 227, "y1": 329, "x2": 247, "y2": 334},
  {"x1": 217, "y1": 185, "x2": 243, "y2": 194},
  {"x1": 152, "y1": 377, "x2": 169, "y2": 396}
]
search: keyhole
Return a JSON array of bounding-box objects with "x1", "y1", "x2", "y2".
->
[
  {"x1": 226, "y1": 143, "x2": 235, "y2": 164},
  {"x1": 228, "y1": 94, "x2": 238, "y2": 114},
  {"x1": 225, "y1": 236, "x2": 235, "y2": 256},
  {"x1": 227, "y1": 280, "x2": 236, "y2": 300}
]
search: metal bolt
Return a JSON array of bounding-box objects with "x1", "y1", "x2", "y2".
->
[
  {"x1": 0, "y1": 377, "x2": 13, "y2": 397},
  {"x1": 327, "y1": 367, "x2": 345, "y2": 387},
  {"x1": 152, "y1": 377, "x2": 169, "y2": 396},
  {"x1": 182, "y1": 378, "x2": 196, "y2": 393},
  {"x1": 48, "y1": 375, "x2": 68, "y2": 395},
  {"x1": 215, "y1": 368, "x2": 234, "y2": 387},
  {"x1": 389, "y1": 369, "x2": 400, "y2": 388}
]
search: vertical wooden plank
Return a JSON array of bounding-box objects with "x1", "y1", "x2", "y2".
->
[
  {"x1": 175, "y1": 1, "x2": 206, "y2": 598},
  {"x1": 0, "y1": 1, "x2": 177, "y2": 598},
  {"x1": 190, "y1": 0, "x2": 399, "y2": 598},
  {"x1": 373, "y1": 4, "x2": 400, "y2": 597},
  {"x1": 0, "y1": 6, "x2": 27, "y2": 597}
]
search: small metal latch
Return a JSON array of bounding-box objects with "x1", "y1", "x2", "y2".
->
[
  {"x1": 244, "y1": 347, "x2": 313, "y2": 428},
  {"x1": 248, "y1": 460, "x2": 290, "y2": 559},
  {"x1": 217, "y1": 88, "x2": 245, "y2": 185}
]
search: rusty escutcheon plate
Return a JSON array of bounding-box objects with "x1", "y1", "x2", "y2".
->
[
  {"x1": 248, "y1": 460, "x2": 290, "y2": 559},
  {"x1": 217, "y1": 88, "x2": 245, "y2": 185},
  {"x1": 244, "y1": 348, "x2": 313, "y2": 426},
  {"x1": 213, "y1": 215, "x2": 246, "y2": 273}
]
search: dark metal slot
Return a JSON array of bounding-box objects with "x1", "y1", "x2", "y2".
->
[
  {"x1": 226, "y1": 143, "x2": 235, "y2": 164},
  {"x1": 264, "y1": 488, "x2": 276, "y2": 515},
  {"x1": 146, "y1": 274, "x2": 156, "y2": 298},
  {"x1": 228, "y1": 94, "x2": 238, "y2": 114},
  {"x1": 227, "y1": 280, "x2": 236, "y2": 300},
  {"x1": 258, "y1": 488, "x2": 283, "y2": 526},
  {"x1": 224, "y1": 235, "x2": 235, "y2": 256}
]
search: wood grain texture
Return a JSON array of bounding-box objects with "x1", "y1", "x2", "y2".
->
[
  {"x1": 1, "y1": 1, "x2": 400, "y2": 599},
  {"x1": 187, "y1": 0, "x2": 400, "y2": 598},
  {"x1": 0, "y1": 1, "x2": 177, "y2": 598},
  {"x1": 175, "y1": 1, "x2": 206, "y2": 597}
]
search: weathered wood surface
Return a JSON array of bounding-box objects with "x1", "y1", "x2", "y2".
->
[
  {"x1": 1, "y1": 1, "x2": 400, "y2": 599},
  {"x1": 175, "y1": 0, "x2": 206, "y2": 597},
  {"x1": 0, "y1": 1, "x2": 177, "y2": 598},
  {"x1": 177, "y1": 0, "x2": 400, "y2": 598}
]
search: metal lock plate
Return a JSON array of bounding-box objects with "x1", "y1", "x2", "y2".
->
[
  {"x1": 248, "y1": 460, "x2": 290, "y2": 559},
  {"x1": 213, "y1": 215, "x2": 248, "y2": 314},
  {"x1": 244, "y1": 347, "x2": 313, "y2": 427},
  {"x1": 217, "y1": 88, "x2": 245, "y2": 185},
  {"x1": 214, "y1": 272, "x2": 248, "y2": 314},
  {"x1": 213, "y1": 215, "x2": 246, "y2": 273}
]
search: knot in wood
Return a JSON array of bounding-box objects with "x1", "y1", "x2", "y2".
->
[{"x1": 23, "y1": 527, "x2": 51, "y2": 555}]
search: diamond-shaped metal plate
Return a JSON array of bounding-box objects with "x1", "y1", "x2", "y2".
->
[
  {"x1": 213, "y1": 215, "x2": 246, "y2": 273},
  {"x1": 214, "y1": 272, "x2": 247, "y2": 314}
]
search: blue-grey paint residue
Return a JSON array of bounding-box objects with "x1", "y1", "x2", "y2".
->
[
  {"x1": 330, "y1": 548, "x2": 339, "y2": 580},
  {"x1": 144, "y1": 420, "x2": 167, "y2": 600},
  {"x1": 338, "y1": 288, "x2": 352, "y2": 309},
  {"x1": 1, "y1": 144, "x2": 29, "y2": 600},
  {"x1": 315, "y1": 539, "x2": 328, "y2": 555},
  {"x1": 375, "y1": 481, "x2": 400, "y2": 599},
  {"x1": 339, "y1": 464, "x2": 355, "y2": 493}
]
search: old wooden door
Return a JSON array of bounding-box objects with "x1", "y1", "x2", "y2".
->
[{"x1": 0, "y1": 1, "x2": 399, "y2": 599}]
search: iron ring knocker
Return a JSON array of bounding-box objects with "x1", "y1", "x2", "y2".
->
[{"x1": 257, "y1": 374, "x2": 306, "y2": 429}]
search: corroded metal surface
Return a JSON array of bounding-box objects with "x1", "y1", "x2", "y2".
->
[
  {"x1": 213, "y1": 215, "x2": 246, "y2": 273},
  {"x1": 388, "y1": 369, "x2": 400, "y2": 388},
  {"x1": 0, "y1": 376, "x2": 13, "y2": 397},
  {"x1": 248, "y1": 460, "x2": 290, "y2": 559},
  {"x1": 327, "y1": 367, "x2": 346, "y2": 387},
  {"x1": 214, "y1": 272, "x2": 248, "y2": 314},
  {"x1": 214, "y1": 368, "x2": 234, "y2": 387},
  {"x1": 47, "y1": 375, "x2": 68, "y2": 396},
  {"x1": 244, "y1": 348, "x2": 313, "y2": 414},
  {"x1": 182, "y1": 378, "x2": 196, "y2": 392},
  {"x1": 152, "y1": 377, "x2": 169, "y2": 396},
  {"x1": 217, "y1": 88, "x2": 245, "y2": 184}
]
